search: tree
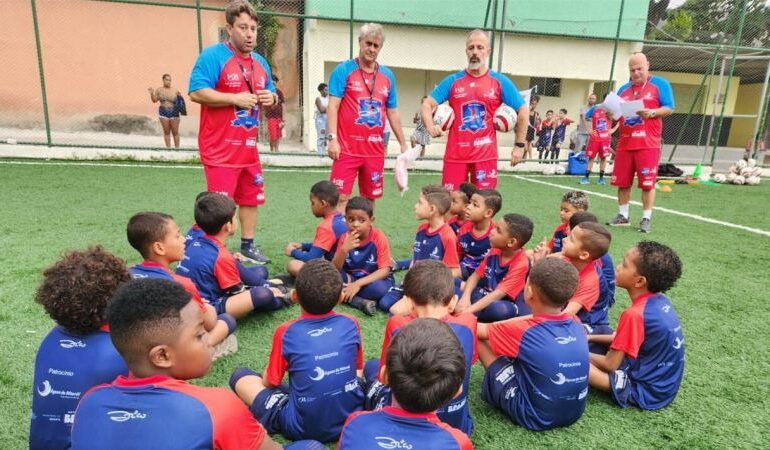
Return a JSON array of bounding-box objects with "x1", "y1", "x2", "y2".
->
[{"x1": 675, "y1": 0, "x2": 770, "y2": 47}]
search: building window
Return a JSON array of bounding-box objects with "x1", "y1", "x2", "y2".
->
[{"x1": 529, "y1": 77, "x2": 561, "y2": 97}]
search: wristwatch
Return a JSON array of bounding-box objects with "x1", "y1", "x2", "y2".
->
[
  {"x1": 514, "y1": 142, "x2": 526, "y2": 148},
  {"x1": 650, "y1": 109, "x2": 657, "y2": 118},
  {"x1": 325, "y1": 133, "x2": 337, "y2": 141}
]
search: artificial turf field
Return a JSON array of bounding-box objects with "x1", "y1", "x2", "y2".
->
[{"x1": 1, "y1": 159, "x2": 769, "y2": 449}]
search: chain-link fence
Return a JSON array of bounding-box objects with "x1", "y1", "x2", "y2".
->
[{"x1": 1, "y1": 0, "x2": 768, "y2": 166}]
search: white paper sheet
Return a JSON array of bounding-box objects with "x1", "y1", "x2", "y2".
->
[{"x1": 620, "y1": 99, "x2": 645, "y2": 119}]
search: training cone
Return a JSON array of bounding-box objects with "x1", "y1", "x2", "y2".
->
[
  {"x1": 693, "y1": 163, "x2": 703, "y2": 179},
  {"x1": 660, "y1": 185, "x2": 672, "y2": 193}
]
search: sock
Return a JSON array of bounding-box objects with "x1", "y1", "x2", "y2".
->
[
  {"x1": 584, "y1": 170, "x2": 590, "y2": 178},
  {"x1": 642, "y1": 209, "x2": 653, "y2": 220},
  {"x1": 240, "y1": 238, "x2": 254, "y2": 250},
  {"x1": 599, "y1": 170, "x2": 605, "y2": 179},
  {"x1": 228, "y1": 368, "x2": 259, "y2": 392},
  {"x1": 619, "y1": 204, "x2": 630, "y2": 218},
  {"x1": 217, "y1": 313, "x2": 237, "y2": 335}
]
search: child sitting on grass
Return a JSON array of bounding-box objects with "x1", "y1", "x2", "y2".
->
[{"x1": 457, "y1": 189, "x2": 501, "y2": 279}]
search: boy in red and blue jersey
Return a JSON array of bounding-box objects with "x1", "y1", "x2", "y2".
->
[
  {"x1": 176, "y1": 193, "x2": 289, "y2": 319},
  {"x1": 284, "y1": 181, "x2": 347, "y2": 280},
  {"x1": 30, "y1": 247, "x2": 130, "y2": 450},
  {"x1": 477, "y1": 257, "x2": 589, "y2": 431},
  {"x1": 457, "y1": 214, "x2": 533, "y2": 322},
  {"x1": 548, "y1": 109, "x2": 573, "y2": 162},
  {"x1": 126, "y1": 211, "x2": 237, "y2": 350},
  {"x1": 229, "y1": 260, "x2": 365, "y2": 443},
  {"x1": 589, "y1": 241, "x2": 685, "y2": 410},
  {"x1": 339, "y1": 318, "x2": 473, "y2": 450},
  {"x1": 332, "y1": 196, "x2": 394, "y2": 316},
  {"x1": 581, "y1": 96, "x2": 619, "y2": 185},
  {"x1": 70, "y1": 278, "x2": 295, "y2": 450},
  {"x1": 536, "y1": 110, "x2": 556, "y2": 160},
  {"x1": 363, "y1": 260, "x2": 477, "y2": 436},
  {"x1": 448, "y1": 182, "x2": 477, "y2": 235},
  {"x1": 537, "y1": 191, "x2": 589, "y2": 256},
  {"x1": 457, "y1": 189, "x2": 501, "y2": 279},
  {"x1": 383, "y1": 185, "x2": 460, "y2": 315}
]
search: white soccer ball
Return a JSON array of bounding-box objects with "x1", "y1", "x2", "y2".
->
[
  {"x1": 712, "y1": 173, "x2": 726, "y2": 183},
  {"x1": 433, "y1": 104, "x2": 455, "y2": 132},
  {"x1": 736, "y1": 159, "x2": 748, "y2": 170},
  {"x1": 729, "y1": 165, "x2": 739, "y2": 174},
  {"x1": 493, "y1": 105, "x2": 517, "y2": 132},
  {"x1": 542, "y1": 165, "x2": 557, "y2": 175},
  {"x1": 746, "y1": 176, "x2": 761, "y2": 186},
  {"x1": 747, "y1": 158, "x2": 757, "y2": 168},
  {"x1": 555, "y1": 165, "x2": 566, "y2": 175},
  {"x1": 740, "y1": 167, "x2": 753, "y2": 177},
  {"x1": 733, "y1": 175, "x2": 746, "y2": 185},
  {"x1": 726, "y1": 172, "x2": 737, "y2": 183},
  {"x1": 748, "y1": 167, "x2": 762, "y2": 178}
]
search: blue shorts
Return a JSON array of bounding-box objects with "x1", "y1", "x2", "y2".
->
[
  {"x1": 212, "y1": 297, "x2": 228, "y2": 315},
  {"x1": 159, "y1": 105, "x2": 180, "y2": 119},
  {"x1": 481, "y1": 357, "x2": 520, "y2": 418},
  {"x1": 363, "y1": 359, "x2": 391, "y2": 411},
  {"x1": 250, "y1": 384, "x2": 291, "y2": 435},
  {"x1": 608, "y1": 368, "x2": 637, "y2": 408}
]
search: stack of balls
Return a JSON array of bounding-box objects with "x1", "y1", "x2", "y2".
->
[{"x1": 712, "y1": 158, "x2": 762, "y2": 185}]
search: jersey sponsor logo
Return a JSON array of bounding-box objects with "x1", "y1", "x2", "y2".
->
[
  {"x1": 495, "y1": 364, "x2": 515, "y2": 384},
  {"x1": 231, "y1": 106, "x2": 259, "y2": 130},
  {"x1": 48, "y1": 368, "x2": 75, "y2": 377},
  {"x1": 613, "y1": 369, "x2": 628, "y2": 390},
  {"x1": 371, "y1": 171, "x2": 382, "y2": 184},
  {"x1": 64, "y1": 413, "x2": 75, "y2": 424},
  {"x1": 36, "y1": 380, "x2": 81, "y2": 399},
  {"x1": 131, "y1": 273, "x2": 148, "y2": 279},
  {"x1": 459, "y1": 102, "x2": 487, "y2": 132},
  {"x1": 356, "y1": 98, "x2": 384, "y2": 128},
  {"x1": 550, "y1": 372, "x2": 588, "y2": 385},
  {"x1": 108, "y1": 410, "x2": 147, "y2": 422},
  {"x1": 246, "y1": 137, "x2": 257, "y2": 147},
  {"x1": 673, "y1": 336, "x2": 684, "y2": 349},
  {"x1": 368, "y1": 135, "x2": 383, "y2": 143},
  {"x1": 504, "y1": 386, "x2": 518, "y2": 400},
  {"x1": 558, "y1": 361, "x2": 582, "y2": 368},
  {"x1": 578, "y1": 387, "x2": 588, "y2": 400},
  {"x1": 265, "y1": 392, "x2": 288, "y2": 409},
  {"x1": 378, "y1": 87, "x2": 389, "y2": 97},
  {"x1": 59, "y1": 339, "x2": 86, "y2": 349},
  {"x1": 624, "y1": 116, "x2": 643, "y2": 127},
  {"x1": 366, "y1": 254, "x2": 376, "y2": 265},
  {"x1": 226, "y1": 73, "x2": 239, "y2": 83},
  {"x1": 254, "y1": 174, "x2": 264, "y2": 186},
  {"x1": 375, "y1": 437, "x2": 413, "y2": 449},
  {"x1": 661, "y1": 304, "x2": 671, "y2": 313},
  {"x1": 596, "y1": 118, "x2": 608, "y2": 132},
  {"x1": 473, "y1": 136, "x2": 493, "y2": 147},
  {"x1": 297, "y1": 396, "x2": 316, "y2": 404},
  {"x1": 307, "y1": 327, "x2": 333, "y2": 337},
  {"x1": 344, "y1": 379, "x2": 360, "y2": 393},
  {"x1": 484, "y1": 88, "x2": 498, "y2": 100},
  {"x1": 476, "y1": 169, "x2": 487, "y2": 182},
  {"x1": 308, "y1": 364, "x2": 351, "y2": 381},
  {"x1": 332, "y1": 178, "x2": 345, "y2": 189},
  {"x1": 554, "y1": 336, "x2": 577, "y2": 345},
  {"x1": 315, "y1": 351, "x2": 339, "y2": 361},
  {"x1": 446, "y1": 397, "x2": 466, "y2": 412},
  {"x1": 429, "y1": 246, "x2": 440, "y2": 259}
]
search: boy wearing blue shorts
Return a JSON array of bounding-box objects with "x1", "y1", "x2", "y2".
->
[
  {"x1": 588, "y1": 241, "x2": 685, "y2": 410},
  {"x1": 478, "y1": 257, "x2": 589, "y2": 431},
  {"x1": 339, "y1": 318, "x2": 473, "y2": 449},
  {"x1": 30, "y1": 247, "x2": 130, "y2": 450},
  {"x1": 457, "y1": 189, "x2": 501, "y2": 279},
  {"x1": 176, "y1": 193, "x2": 289, "y2": 319},
  {"x1": 457, "y1": 213, "x2": 533, "y2": 322},
  {"x1": 229, "y1": 259, "x2": 365, "y2": 443},
  {"x1": 332, "y1": 196, "x2": 394, "y2": 316}
]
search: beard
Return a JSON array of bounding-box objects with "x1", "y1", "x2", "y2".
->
[{"x1": 468, "y1": 59, "x2": 483, "y2": 70}]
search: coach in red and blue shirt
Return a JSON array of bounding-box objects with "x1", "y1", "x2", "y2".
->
[
  {"x1": 606, "y1": 52, "x2": 674, "y2": 233},
  {"x1": 188, "y1": 1, "x2": 277, "y2": 264},
  {"x1": 326, "y1": 23, "x2": 408, "y2": 210},
  {"x1": 422, "y1": 30, "x2": 528, "y2": 191}
]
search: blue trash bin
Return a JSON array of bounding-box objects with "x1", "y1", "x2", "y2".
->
[{"x1": 567, "y1": 152, "x2": 588, "y2": 175}]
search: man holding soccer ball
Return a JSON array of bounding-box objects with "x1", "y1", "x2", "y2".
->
[{"x1": 421, "y1": 29, "x2": 529, "y2": 190}]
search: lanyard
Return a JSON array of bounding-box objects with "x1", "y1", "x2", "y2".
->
[
  {"x1": 227, "y1": 41, "x2": 255, "y2": 94},
  {"x1": 632, "y1": 78, "x2": 649, "y2": 100},
  {"x1": 357, "y1": 58, "x2": 379, "y2": 100}
]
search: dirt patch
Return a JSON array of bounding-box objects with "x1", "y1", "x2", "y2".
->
[{"x1": 87, "y1": 114, "x2": 156, "y2": 135}]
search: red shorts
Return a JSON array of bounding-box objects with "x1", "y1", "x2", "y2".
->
[
  {"x1": 203, "y1": 163, "x2": 265, "y2": 206},
  {"x1": 267, "y1": 118, "x2": 282, "y2": 142},
  {"x1": 442, "y1": 160, "x2": 498, "y2": 191},
  {"x1": 585, "y1": 138, "x2": 612, "y2": 159},
  {"x1": 330, "y1": 154, "x2": 384, "y2": 199},
  {"x1": 611, "y1": 148, "x2": 659, "y2": 191}
]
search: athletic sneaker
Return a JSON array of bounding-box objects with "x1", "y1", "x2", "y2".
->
[
  {"x1": 272, "y1": 273, "x2": 296, "y2": 287},
  {"x1": 240, "y1": 245, "x2": 271, "y2": 264},
  {"x1": 607, "y1": 214, "x2": 631, "y2": 227},
  {"x1": 361, "y1": 299, "x2": 377, "y2": 316},
  {"x1": 579, "y1": 177, "x2": 590, "y2": 185},
  {"x1": 212, "y1": 334, "x2": 239, "y2": 361},
  {"x1": 597, "y1": 178, "x2": 607, "y2": 186},
  {"x1": 639, "y1": 218, "x2": 652, "y2": 233}
]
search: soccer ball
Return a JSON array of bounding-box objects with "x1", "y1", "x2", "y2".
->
[
  {"x1": 728, "y1": 165, "x2": 738, "y2": 174},
  {"x1": 433, "y1": 104, "x2": 454, "y2": 132},
  {"x1": 740, "y1": 167, "x2": 753, "y2": 177},
  {"x1": 748, "y1": 167, "x2": 762, "y2": 178},
  {"x1": 746, "y1": 176, "x2": 761, "y2": 185},
  {"x1": 733, "y1": 175, "x2": 746, "y2": 185},
  {"x1": 542, "y1": 165, "x2": 557, "y2": 175},
  {"x1": 747, "y1": 158, "x2": 757, "y2": 168},
  {"x1": 712, "y1": 173, "x2": 726, "y2": 183},
  {"x1": 555, "y1": 165, "x2": 566, "y2": 175},
  {"x1": 726, "y1": 172, "x2": 737, "y2": 183},
  {"x1": 493, "y1": 105, "x2": 517, "y2": 132},
  {"x1": 736, "y1": 159, "x2": 748, "y2": 171}
]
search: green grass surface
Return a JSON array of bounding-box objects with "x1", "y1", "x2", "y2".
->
[{"x1": 2, "y1": 160, "x2": 769, "y2": 448}]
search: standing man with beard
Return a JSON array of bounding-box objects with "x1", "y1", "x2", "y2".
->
[
  {"x1": 188, "y1": 0, "x2": 277, "y2": 264},
  {"x1": 326, "y1": 23, "x2": 409, "y2": 212},
  {"x1": 421, "y1": 29, "x2": 529, "y2": 191}
]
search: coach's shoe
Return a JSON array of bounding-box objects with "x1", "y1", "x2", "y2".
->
[
  {"x1": 607, "y1": 214, "x2": 631, "y2": 227},
  {"x1": 240, "y1": 245, "x2": 271, "y2": 264},
  {"x1": 597, "y1": 177, "x2": 607, "y2": 186},
  {"x1": 638, "y1": 218, "x2": 652, "y2": 233},
  {"x1": 579, "y1": 177, "x2": 590, "y2": 185}
]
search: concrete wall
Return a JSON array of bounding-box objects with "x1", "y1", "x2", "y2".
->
[{"x1": 728, "y1": 83, "x2": 766, "y2": 148}]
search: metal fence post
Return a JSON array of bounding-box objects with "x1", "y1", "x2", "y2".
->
[
  {"x1": 488, "y1": 0, "x2": 498, "y2": 69},
  {"x1": 607, "y1": 0, "x2": 625, "y2": 91},
  {"x1": 349, "y1": 0, "x2": 354, "y2": 59},
  {"x1": 30, "y1": 0, "x2": 52, "y2": 146},
  {"x1": 196, "y1": 0, "x2": 202, "y2": 53}
]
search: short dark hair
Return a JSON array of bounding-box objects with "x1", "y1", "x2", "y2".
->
[
  {"x1": 568, "y1": 211, "x2": 598, "y2": 230},
  {"x1": 194, "y1": 193, "x2": 237, "y2": 235},
  {"x1": 317, "y1": 82, "x2": 327, "y2": 92},
  {"x1": 108, "y1": 278, "x2": 192, "y2": 366},
  {"x1": 386, "y1": 318, "x2": 465, "y2": 413},
  {"x1": 127, "y1": 212, "x2": 174, "y2": 259},
  {"x1": 225, "y1": 0, "x2": 257, "y2": 25},
  {"x1": 546, "y1": 109, "x2": 554, "y2": 114},
  {"x1": 310, "y1": 180, "x2": 340, "y2": 207},
  {"x1": 403, "y1": 260, "x2": 454, "y2": 306},
  {"x1": 345, "y1": 196, "x2": 373, "y2": 218},
  {"x1": 560, "y1": 108, "x2": 568, "y2": 114},
  {"x1": 162, "y1": 73, "x2": 171, "y2": 80},
  {"x1": 35, "y1": 246, "x2": 130, "y2": 335},
  {"x1": 421, "y1": 185, "x2": 451, "y2": 215},
  {"x1": 562, "y1": 190, "x2": 589, "y2": 210},
  {"x1": 501, "y1": 213, "x2": 534, "y2": 247},
  {"x1": 574, "y1": 222, "x2": 611, "y2": 259},
  {"x1": 531, "y1": 94, "x2": 540, "y2": 103},
  {"x1": 635, "y1": 241, "x2": 682, "y2": 293},
  {"x1": 295, "y1": 259, "x2": 342, "y2": 314},
  {"x1": 528, "y1": 258, "x2": 579, "y2": 308},
  {"x1": 476, "y1": 189, "x2": 502, "y2": 216},
  {"x1": 456, "y1": 182, "x2": 478, "y2": 203}
]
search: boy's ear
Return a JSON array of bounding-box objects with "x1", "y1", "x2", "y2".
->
[
  {"x1": 337, "y1": 291, "x2": 345, "y2": 305},
  {"x1": 483, "y1": 208, "x2": 494, "y2": 219},
  {"x1": 635, "y1": 275, "x2": 648, "y2": 290},
  {"x1": 402, "y1": 295, "x2": 416, "y2": 314},
  {"x1": 447, "y1": 295, "x2": 458, "y2": 313},
  {"x1": 291, "y1": 289, "x2": 300, "y2": 305},
  {"x1": 507, "y1": 236, "x2": 519, "y2": 249},
  {"x1": 578, "y1": 249, "x2": 592, "y2": 262},
  {"x1": 524, "y1": 282, "x2": 534, "y2": 306},
  {"x1": 452, "y1": 384, "x2": 464, "y2": 399},
  {"x1": 151, "y1": 241, "x2": 165, "y2": 256},
  {"x1": 148, "y1": 344, "x2": 173, "y2": 369},
  {"x1": 378, "y1": 364, "x2": 389, "y2": 386}
]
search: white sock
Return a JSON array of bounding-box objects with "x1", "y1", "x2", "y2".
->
[
  {"x1": 642, "y1": 209, "x2": 652, "y2": 220},
  {"x1": 619, "y1": 204, "x2": 629, "y2": 218}
]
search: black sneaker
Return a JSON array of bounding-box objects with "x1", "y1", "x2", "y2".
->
[
  {"x1": 240, "y1": 245, "x2": 271, "y2": 264},
  {"x1": 638, "y1": 218, "x2": 652, "y2": 233},
  {"x1": 607, "y1": 214, "x2": 631, "y2": 227},
  {"x1": 361, "y1": 299, "x2": 377, "y2": 316},
  {"x1": 272, "y1": 273, "x2": 296, "y2": 287}
]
